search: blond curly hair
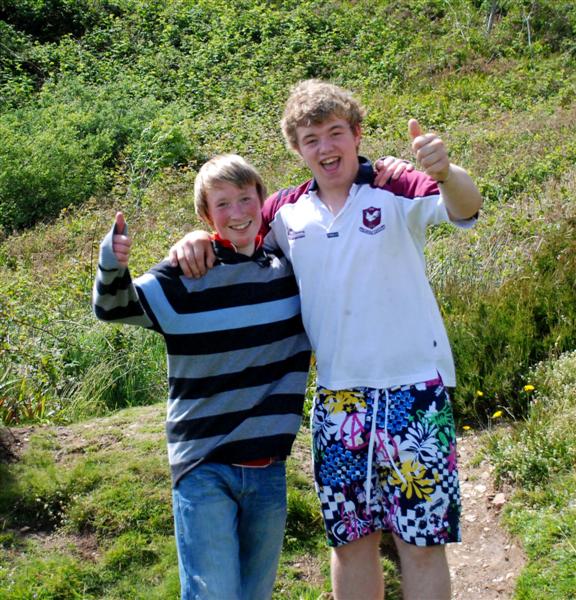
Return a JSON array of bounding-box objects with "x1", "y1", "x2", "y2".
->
[{"x1": 281, "y1": 79, "x2": 365, "y2": 152}]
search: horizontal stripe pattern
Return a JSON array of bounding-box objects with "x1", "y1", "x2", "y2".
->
[
  {"x1": 163, "y1": 314, "x2": 306, "y2": 355},
  {"x1": 166, "y1": 394, "x2": 305, "y2": 442},
  {"x1": 166, "y1": 372, "x2": 307, "y2": 421},
  {"x1": 136, "y1": 272, "x2": 302, "y2": 334},
  {"x1": 93, "y1": 232, "x2": 310, "y2": 487},
  {"x1": 167, "y1": 415, "x2": 303, "y2": 465},
  {"x1": 167, "y1": 333, "x2": 310, "y2": 378},
  {"x1": 168, "y1": 351, "x2": 310, "y2": 400}
]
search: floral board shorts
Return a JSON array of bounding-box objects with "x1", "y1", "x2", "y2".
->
[{"x1": 312, "y1": 379, "x2": 461, "y2": 548}]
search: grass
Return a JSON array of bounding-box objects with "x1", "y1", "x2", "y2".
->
[
  {"x1": 0, "y1": 405, "x2": 344, "y2": 599},
  {"x1": 484, "y1": 351, "x2": 576, "y2": 599},
  {"x1": 1, "y1": 0, "x2": 575, "y2": 595}
]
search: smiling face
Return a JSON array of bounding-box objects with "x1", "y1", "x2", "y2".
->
[
  {"x1": 295, "y1": 116, "x2": 361, "y2": 200},
  {"x1": 204, "y1": 181, "x2": 262, "y2": 256}
]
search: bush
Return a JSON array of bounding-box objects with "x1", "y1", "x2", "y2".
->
[{"x1": 445, "y1": 212, "x2": 576, "y2": 422}]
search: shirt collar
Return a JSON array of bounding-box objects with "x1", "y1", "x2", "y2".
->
[{"x1": 211, "y1": 234, "x2": 271, "y2": 267}]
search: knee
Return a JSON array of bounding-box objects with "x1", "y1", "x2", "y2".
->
[
  {"x1": 333, "y1": 531, "x2": 382, "y2": 565},
  {"x1": 394, "y1": 537, "x2": 447, "y2": 569}
]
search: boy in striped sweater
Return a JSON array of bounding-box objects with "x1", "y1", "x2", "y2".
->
[{"x1": 93, "y1": 154, "x2": 311, "y2": 600}]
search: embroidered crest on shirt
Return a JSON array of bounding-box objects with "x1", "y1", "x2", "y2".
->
[{"x1": 359, "y1": 207, "x2": 386, "y2": 235}]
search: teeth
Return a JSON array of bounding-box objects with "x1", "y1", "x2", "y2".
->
[
  {"x1": 230, "y1": 222, "x2": 251, "y2": 231},
  {"x1": 321, "y1": 158, "x2": 339, "y2": 166}
]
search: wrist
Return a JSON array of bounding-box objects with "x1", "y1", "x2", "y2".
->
[{"x1": 437, "y1": 164, "x2": 452, "y2": 185}]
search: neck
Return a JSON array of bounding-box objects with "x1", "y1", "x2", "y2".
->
[{"x1": 317, "y1": 185, "x2": 350, "y2": 215}]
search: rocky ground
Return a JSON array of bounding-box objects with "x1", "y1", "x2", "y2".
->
[{"x1": 447, "y1": 432, "x2": 525, "y2": 599}]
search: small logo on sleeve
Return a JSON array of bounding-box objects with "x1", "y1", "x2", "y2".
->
[
  {"x1": 359, "y1": 207, "x2": 386, "y2": 235},
  {"x1": 287, "y1": 227, "x2": 306, "y2": 240}
]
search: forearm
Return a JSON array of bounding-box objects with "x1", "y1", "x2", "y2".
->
[
  {"x1": 438, "y1": 164, "x2": 483, "y2": 221},
  {"x1": 92, "y1": 227, "x2": 153, "y2": 328}
]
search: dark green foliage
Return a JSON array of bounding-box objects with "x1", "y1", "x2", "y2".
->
[
  {"x1": 445, "y1": 215, "x2": 576, "y2": 423},
  {"x1": 0, "y1": 0, "x2": 108, "y2": 42},
  {"x1": 1, "y1": 0, "x2": 575, "y2": 232}
]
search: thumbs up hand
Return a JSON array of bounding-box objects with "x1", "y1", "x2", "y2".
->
[
  {"x1": 112, "y1": 211, "x2": 132, "y2": 267},
  {"x1": 409, "y1": 118, "x2": 450, "y2": 184}
]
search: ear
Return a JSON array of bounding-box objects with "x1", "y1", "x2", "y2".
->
[{"x1": 353, "y1": 123, "x2": 362, "y2": 149}]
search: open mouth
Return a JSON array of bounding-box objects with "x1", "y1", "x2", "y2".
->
[
  {"x1": 320, "y1": 157, "x2": 340, "y2": 172},
  {"x1": 229, "y1": 221, "x2": 252, "y2": 231}
]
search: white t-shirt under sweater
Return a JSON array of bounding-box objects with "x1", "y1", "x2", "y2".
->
[{"x1": 264, "y1": 165, "x2": 475, "y2": 390}]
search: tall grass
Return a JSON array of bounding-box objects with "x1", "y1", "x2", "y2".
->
[{"x1": 484, "y1": 351, "x2": 576, "y2": 599}]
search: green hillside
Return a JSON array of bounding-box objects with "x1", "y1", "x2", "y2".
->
[{"x1": 1, "y1": 1, "x2": 575, "y2": 597}]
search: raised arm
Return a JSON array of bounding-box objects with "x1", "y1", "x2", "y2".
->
[
  {"x1": 92, "y1": 212, "x2": 154, "y2": 328},
  {"x1": 409, "y1": 119, "x2": 483, "y2": 220}
]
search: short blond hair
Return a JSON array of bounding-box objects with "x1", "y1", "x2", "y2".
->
[
  {"x1": 281, "y1": 79, "x2": 366, "y2": 151},
  {"x1": 194, "y1": 154, "x2": 266, "y2": 224}
]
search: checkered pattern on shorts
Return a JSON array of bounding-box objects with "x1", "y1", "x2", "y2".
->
[{"x1": 311, "y1": 381, "x2": 461, "y2": 548}]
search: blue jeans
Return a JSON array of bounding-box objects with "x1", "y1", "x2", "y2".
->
[{"x1": 172, "y1": 461, "x2": 287, "y2": 600}]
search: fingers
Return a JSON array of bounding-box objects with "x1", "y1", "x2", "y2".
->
[
  {"x1": 172, "y1": 233, "x2": 216, "y2": 278},
  {"x1": 408, "y1": 118, "x2": 423, "y2": 140},
  {"x1": 178, "y1": 243, "x2": 201, "y2": 278},
  {"x1": 169, "y1": 245, "x2": 179, "y2": 268},
  {"x1": 112, "y1": 211, "x2": 130, "y2": 266},
  {"x1": 113, "y1": 233, "x2": 131, "y2": 266},
  {"x1": 373, "y1": 156, "x2": 414, "y2": 187},
  {"x1": 414, "y1": 137, "x2": 450, "y2": 181},
  {"x1": 114, "y1": 211, "x2": 126, "y2": 235},
  {"x1": 408, "y1": 119, "x2": 450, "y2": 182}
]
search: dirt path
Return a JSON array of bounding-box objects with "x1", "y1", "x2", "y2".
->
[{"x1": 447, "y1": 432, "x2": 525, "y2": 599}]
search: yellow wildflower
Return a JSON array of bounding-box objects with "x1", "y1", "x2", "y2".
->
[
  {"x1": 476, "y1": 390, "x2": 484, "y2": 397},
  {"x1": 462, "y1": 425, "x2": 472, "y2": 431},
  {"x1": 523, "y1": 384, "x2": 535, "y2": 392},
  {"x1": 492, "y1": 410, "x2": 503, "y2": 418}
]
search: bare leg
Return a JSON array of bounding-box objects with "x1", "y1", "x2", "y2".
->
[
  {"x1": 331, "y1": 530, "x2": 384, "y2": 600},
  {"x1": 393, "y1": 535, "x2": 451, "y2": 600}
]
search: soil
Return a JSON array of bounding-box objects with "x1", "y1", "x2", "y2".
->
[
  {"x1": 1, "y1": 424, "x2": 525, "y2": 598},
  {"x1": 447, "y1": 432, "x2": 525, "y2": 600}
]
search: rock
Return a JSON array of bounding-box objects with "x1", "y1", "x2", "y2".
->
[{"x1": 492, "y1": 492, "x2": 506, "y2": 507}]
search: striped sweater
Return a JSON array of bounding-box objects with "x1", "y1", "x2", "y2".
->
[{"x1": 93, "y1": 225, "x2": 311, "y2": 486}]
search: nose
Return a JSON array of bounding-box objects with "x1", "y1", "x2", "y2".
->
[
  {"x1": 318, "y1": 134, "x2": 333, "y2": 155},
  {"x1": 230, "y1": 201, "x2": 245, "y2": 218}
]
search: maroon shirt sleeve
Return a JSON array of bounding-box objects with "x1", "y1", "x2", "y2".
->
[
  {"x1": 260, "y1": 179, "x2": 313, "y2": 236},
  {"x1": 381, "y1": 169, "x2": 440, "y2": 198}
]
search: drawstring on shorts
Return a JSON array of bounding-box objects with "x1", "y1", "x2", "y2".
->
[{"x1": 365, "y1": 388, "x2": 407, "y2": 511}]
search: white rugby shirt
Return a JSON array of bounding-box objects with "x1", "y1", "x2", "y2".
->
[{"x1": 264, "y1": 163, "x2": 475, "y2": 390}]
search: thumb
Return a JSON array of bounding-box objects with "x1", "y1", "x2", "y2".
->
[
  {"x1": 115, "y1": 211, "x2": 126, "y2": 235},
  {"x1": 408, "y1": 118, "x2": 423, "y2": 141}
]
